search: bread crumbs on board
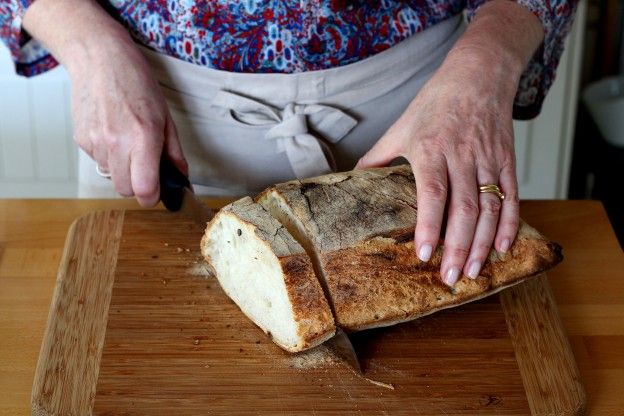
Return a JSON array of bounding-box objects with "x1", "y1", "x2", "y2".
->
[
  {"x1": 287, "y1": 345, "x2": 395, "y2": 390},
  {"x1": 187, "y1": 262, "x2": 214, "y2": 278},
  {"x1": 288, "y1": 345, "x2": 337, "y2": 370}
]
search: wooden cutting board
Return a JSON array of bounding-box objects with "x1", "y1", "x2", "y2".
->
[{"x1": 32, "y1": 210, "x2": 586, "y2": 415}]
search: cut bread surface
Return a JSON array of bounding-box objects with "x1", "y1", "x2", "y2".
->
[{"x1": 201, "y1": 197, "x2": 335, "y2": 352}]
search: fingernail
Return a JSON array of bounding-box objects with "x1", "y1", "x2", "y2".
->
[
  {"x1": 444, "y1": 267, "x2": 460, "y2": 287},
  {"x1": 500, "y1": 239, "x2": 511, "y2": 253},
  {"x1": 467, "y1": 261, "x2": 481, "y2": 279},
  {"x1": 418, "y1": 244, "x2": 432, "y2": 262}
]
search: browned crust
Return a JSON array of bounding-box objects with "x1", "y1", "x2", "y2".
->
[
  {"x1": 483, "y1": 232, "x2": 563, "y2": 289},
  {"x1": 322, "y1": 238, "x2": 487, "y2": 330},
  {"x1": 280, "y1": 255, "x2": 336, "y2": 349},
  {"x1": 322, "y1": 223, "x2": 563, "y2": 331}
]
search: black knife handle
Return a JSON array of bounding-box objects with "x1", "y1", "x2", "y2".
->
[{"x1": 159, "y1": 157, "x2": 190, "y2": 212}]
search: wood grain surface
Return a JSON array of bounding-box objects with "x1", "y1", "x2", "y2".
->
[
  {"x1": 31, "y1": 210, "x2": 125, "y2": 416},
  {"x1": 0, "y1": 200, "x2": 622, "y2": 415},
  {"x1": 31, "y1": 209, "x2": 582, "y2": 415},
  {"x1": 501, "y1": 276, "x2": 585, "y2": 415}
]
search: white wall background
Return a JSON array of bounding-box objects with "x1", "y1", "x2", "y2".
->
[
  {"x1": 0, "y1": 1, "x2": 586, "y2": 199},
  {"x1": 0, "y1": 49, "x2": 76, "y2": 197}
]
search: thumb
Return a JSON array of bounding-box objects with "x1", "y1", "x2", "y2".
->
[
  {"x1": 163, "y1": 114, "x2": 189, "y2": 177},
  {"x1": 355, "y1": 133, "x2": 400, "y2": 169}
]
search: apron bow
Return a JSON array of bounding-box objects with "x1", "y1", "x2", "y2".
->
[{"x1": 212, "y1": 90, "x2": 357, "y2": 178}]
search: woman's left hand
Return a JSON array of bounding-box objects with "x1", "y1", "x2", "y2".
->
[{"x1": 356, "y1": 0, "x2": 544, "y2": 286}]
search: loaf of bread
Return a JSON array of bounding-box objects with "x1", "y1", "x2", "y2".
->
[{"x1": 202, "y1": 166, "x2": 562, "y2": 351}]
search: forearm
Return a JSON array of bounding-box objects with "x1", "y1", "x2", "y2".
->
[
  {"x1": 22, "y1": 0, "x2": 132, "y2": 74},
  {"x1": 446, "y1": 0, "x2": 544, "y2": 87}
]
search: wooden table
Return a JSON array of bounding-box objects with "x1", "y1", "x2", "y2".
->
[{"x1": 0, "y1": 199, "x2": 622, "y2": 415}]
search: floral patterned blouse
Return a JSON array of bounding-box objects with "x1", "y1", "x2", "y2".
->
[{"x1": 1, "y1": 0, "x2": 577, "y2": 119}]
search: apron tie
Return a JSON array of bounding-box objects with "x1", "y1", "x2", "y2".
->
[{"x1": 211, "y1": 90, "x2": 357, "y2": 178}]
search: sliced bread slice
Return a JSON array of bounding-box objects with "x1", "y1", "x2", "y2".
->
[
  {"x1": 201, "y1": 197, "x2": 335, "y2": 352},
  {"x1": 257, "y1": 165, "x2": 563, "y2": 331}
]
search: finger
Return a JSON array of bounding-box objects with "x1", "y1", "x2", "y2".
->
[
  {"x1": 108, "y1": 136, "x2": 134, "y2": 197},
  {"x1": 355, "y1": 133, "x2": 400, "y2": 169},
  {"x1": 464, "y1": 169, "x2": 502, "y2": 279},
  {"x1": 440, "y1": 160, "x2": 478, "y2": 287},
  {"x1": 91, "y1": 137, "x2": 110, "y2": 173},
  {"x1": 411, "y1": 154, "x2": 448, "y2": 265},
  {"x1": 164, "y1": 114, "x2": 189, "y2": 176},
  {"x1": 130, "y1": 132, "x2": 163, "y2": 207},
  {"x1": 495, "y1": 163, "x2": 520, "y2": 253}
]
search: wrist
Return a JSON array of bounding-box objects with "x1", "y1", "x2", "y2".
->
[
  {"x1": 64, "y1": 25, "x2": 135, "y2": 77},
  {"x1": 446, "y1": 0, "x2": 544, "y2": 84},
  {"x1": 441, "y1": 46, "x2": 522, "y2": 103},
  {"x1": 22, "y1": 0, "x2": 132, "y2": 74}
]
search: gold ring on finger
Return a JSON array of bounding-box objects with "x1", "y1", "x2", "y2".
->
[{"x1": 478, "y1": 184, "x2": 505, "y2": 201}]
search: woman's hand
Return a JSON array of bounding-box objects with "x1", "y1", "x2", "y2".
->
[
  {"x1": 356, "y1": 0, "x2": 544, "y2": 286},
  {"x1": 23, "y1": 0, "x2": 187, "y2": 206},
  {"x1": 69, "y1": 39, "x2": 187, "y2": 206}
]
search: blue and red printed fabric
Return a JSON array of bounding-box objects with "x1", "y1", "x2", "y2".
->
[{"x1": 1, "y1": 0, "x2": 577, "y2": 118}]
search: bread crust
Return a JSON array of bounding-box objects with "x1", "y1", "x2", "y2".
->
[
  {"x1": 280, "y1": 255, "x2": 336, "y2": 349},
  {"x1": 321, "y1": 222, "x2": 562, "y2": 331}
]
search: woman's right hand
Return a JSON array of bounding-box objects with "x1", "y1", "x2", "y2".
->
[
  {"x1": 23, "y1": 0, "x2": 188, "y2": 206},
  {"x1": 69, "y1": 38, "x2": 188, "y2": 206}
]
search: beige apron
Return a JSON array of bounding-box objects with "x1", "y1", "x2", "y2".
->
[{"x1": 79, "y1": 14, "x2": 465, "y2": 197}]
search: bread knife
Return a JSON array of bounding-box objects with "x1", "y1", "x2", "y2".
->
[
  {"x1": 327, "y1": 327, "x2": 362, "y2": 374},
  {"x1": 159, "y1": 158, "x2": 215, "y2": 227},
  {"x1": 315, "y1": 273, "x2": 362, "y2": 372}
]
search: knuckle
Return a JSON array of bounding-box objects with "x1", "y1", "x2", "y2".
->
[
  {"x1": 454, "y1": 141, "x2": 475, "y2": 158},
  {"x1": 411, "y1": 141, "x2": 445, "y2": 164},
  {"x1": 499, "y1": 218, "x2": 520, "y2": 234},
  {"x1": 505, "y1": 190, "x2": 520, "y2": 205},
  {"x1": 455, "y1": 198, "x2": 479, "y2": 219},
  {"x1": 501, "y1": 153, "x2": 516, "y2": 170},
  {"x1": 132, "y1": 114, "x2": 161, "y2": 136},
  {"x1": 417, "y1": 138, "x2": 445, "y2": 156},
  {"x1": 100, "y1": 123, "x2": 116, "y2": 140},
  {"x1": 473, "y1": 241, "x2": 493, "y2": 255},
  {"x1": 420, "y1": 180, "x2": 447, "y2": 202},
  {"x1": 104, "y1": 134, "x2": 120, "y2": 150},
  {"x1": 481, "y1": 197, "x2": 502, "y2": 215},
  {"x1": 87, "y1": 130, "x2": 102, "y2": 146},
  {"x1": 446, "y1": 245, "x2": 471, "y2": 259}
]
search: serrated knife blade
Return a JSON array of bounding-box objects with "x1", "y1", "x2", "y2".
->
[{"x1": 326, "y1": 327, "x2": 362, "y2": 374}]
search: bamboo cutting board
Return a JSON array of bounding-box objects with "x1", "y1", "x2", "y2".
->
[{"x1": 32, "y1": 210, "x2": 586, "y2": 415}]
